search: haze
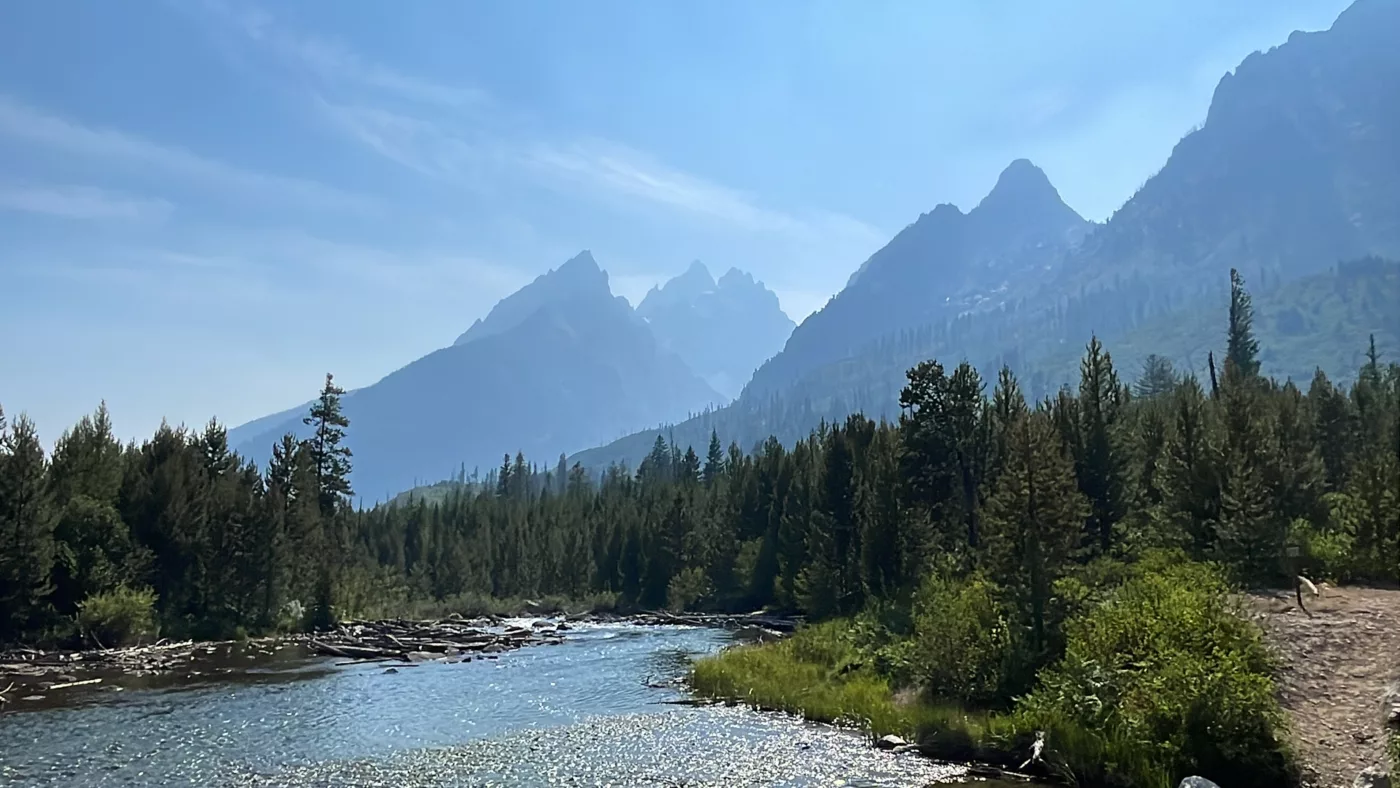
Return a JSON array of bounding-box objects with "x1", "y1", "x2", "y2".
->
[{"x1": 0, "y1": 0, "x2": 1350, "y2": 442}]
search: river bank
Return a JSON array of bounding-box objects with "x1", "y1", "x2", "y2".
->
[
  {"x1": 689, "y1": 558, "x2": 1303, "y2": 788},
  {"x1": 0, "y1": 610, "x2": 797, "y2": 713},
  {"x1": 0, "y1": 623, "x2": 979, "y2": 787}
]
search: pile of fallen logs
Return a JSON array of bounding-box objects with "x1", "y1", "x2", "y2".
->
[
  {"x1": 630, "y1": 611, "x2": 800, "y2": 634},
  {"x1": 0, "y1": 639, "x2": 209, "y2": 679},
  {"x1": 309, "y1": 618, "x2": 564, "y2": 664}
]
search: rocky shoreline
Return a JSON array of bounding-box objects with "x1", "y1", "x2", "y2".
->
[{"x1": 0, "y1": 610, "x2": 799, "y2": 710}]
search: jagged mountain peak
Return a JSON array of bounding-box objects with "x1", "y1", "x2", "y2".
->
[
  {"x1": 718, "y1": 267, "x2": 757, "y2": 288},
  {"x1": 635, "y1": 261, "x2": 793, "y2": 401},
  {"x1": 673, "y1": 259, "x2": 717, "y2": 293},
  {"x1": 638, "y1": 261, "x2": 716, "y2": 315},
  {"x1": 552, "y1": 249, "x2": 609, "y2": 285},
  {"x1": 455, "y1": 250, "x2": 616, "y2": 347},
  {"x1": 683, "y1": 258, "x2": 712, "y2": 278},
  {"x1": 977, "y1": 159, "x2": 1056, "y2": 209},
  {"x1": 972, "y1": 158, "x2": 1083, "y2": 231}
]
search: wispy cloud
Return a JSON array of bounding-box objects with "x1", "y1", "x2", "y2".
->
[
  {"x1": 0, "y1": 182, "x2": 173, "y2": 222},
  {"x1": 0, "y1": 95, "x2": 373, "y2": 214},
  {"x1": 192, "y1": 0, "x2": 488, "y2": 109},
  {"x1": 528, "y1": 140, "x2": 887, "y2": 246},
  {"x1": 316, "y1": 99, "x2": 490, "y2": 183},
  {"x1": 187, "y1": 1, "x2": 884, "y2": 251},
  {"x1": 318, "y1": 99, "x2": 885, "y2": 245},
  {"x1": 523, "y1": 140, "x2": 810, "y2": 235},
  {"x1": 17, "y1": 229, "x2": 529, "y2": 315}
]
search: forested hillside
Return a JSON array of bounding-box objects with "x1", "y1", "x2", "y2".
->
[{"x1": 570, "y1": 260, "x2": 1400, "y2": 472}]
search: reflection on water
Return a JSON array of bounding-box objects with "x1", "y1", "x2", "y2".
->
[{"x1": 0, "y1": 625, "x2": 969, "y2": 787}]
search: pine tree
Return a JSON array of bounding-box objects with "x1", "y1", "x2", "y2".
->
[
  {"x1": 680, "y1": 446, "x2": 702, "y2": 485},
  {"x1": 1076, "y1": 336, "x2": 1127, "y2": 555},
  {"x1": 983, "y1": 408, "x2": 1088, "y2": 654},
  {"x1": 1362, "y1": 334, "x2": 1382, "y2": 385},
  {"x1": 301, "y1": 374, "x2": 352, "y2": 628},
  {"x1": 496, "y1": 453, "x2": 513, "y2": 498},
  {"x1": 0, "y1": 412, "x2": 57, "y2": 641},
  {"x1": 1134, "y1": 354, "x2": 1179, "y2": 399},
  {"x1": 1308, "y1": 370, "x2": 1356, "y2": 492},
  {"x1": 1217, "y1": 367, "x2": 1285, "y2": 580},
  {"x1": 1163, "y1": 378, "x2": 1223, "y2": 555},
  {"x1": 703, "y1": 429, "x2": 725, "y2": 486},
  {"x1": 48, "y1": 405, "x2": 132, "y2": 616},
  {"x1": 303, "y1": 373, "x2": 353, "y2": 518},
  {"x1": 857, "y1": 429, "x2": 901, "y2": 599},
  {"x1": 1226, "y1": 268, "x2": 1261, "y2": 380}
]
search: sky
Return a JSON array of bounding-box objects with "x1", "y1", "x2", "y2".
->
[{"x1": 0, "y1": 0, "x2": 1353, "y2": 444}]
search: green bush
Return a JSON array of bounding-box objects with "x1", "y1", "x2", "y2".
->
[
  {"x1": 76, "y1": 586, "x2": 158, "y2": 647},
  {"x1": 667, "y1": 567, "x2": 712, "y2": 611},
  {"x1": 1290, "y1": 514, "x2": 1357, "y2": 583},
  {"x1": 912, "y1": 572, "x2": 1021, "y2": 707},
  {"x1": 1019, "y1": 560, "x2": 1295, "y2": 788}
]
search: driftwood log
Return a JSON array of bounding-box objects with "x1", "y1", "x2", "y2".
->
[
  {"x1": 308, "y1": 618, "x2": 564, "y2": 663},
  {"x1": 632, "y1": 610, "x2": 801, "y2": 634}
]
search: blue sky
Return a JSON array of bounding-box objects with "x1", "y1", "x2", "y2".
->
[{"x1": 0, "y1": 0, "x2": 1352, "y2": 443}]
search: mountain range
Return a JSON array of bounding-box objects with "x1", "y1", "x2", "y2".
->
[
  {"x1": 229, "y1": 253, "x2": 793, "y2": 498},
  {"x1": 637, "y1": 261, "x2": 795, "y2": 399},
  {"x1": 570, "y1": 0, "x2": 1400, "y2": 472},
  {"x1": 233, "y1": 0, "x2": 1400, "y2": 496}
]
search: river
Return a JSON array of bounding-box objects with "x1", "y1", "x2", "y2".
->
[{"x1": 0, "y1": 623, "x2": 986, "y2": 787}]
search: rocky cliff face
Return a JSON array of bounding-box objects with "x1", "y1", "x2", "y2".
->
[{"x1": 637, "y1": 261, "x2": 794, "y2": 400}]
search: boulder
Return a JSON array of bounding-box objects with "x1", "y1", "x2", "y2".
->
[
  {"x1": 1353, "y1": 766, "x2": 1391, "y2": 788},
  {"x1": 874, "y1": 734, "x2": 907, "y2": 750},
  {"x1": 1179, "y1": 779, "x2": 1222, "y2": 788}
]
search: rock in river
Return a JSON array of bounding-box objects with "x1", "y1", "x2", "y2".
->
[{"x1": 874, "y1": 734, "x2": 907, "y2": 750}]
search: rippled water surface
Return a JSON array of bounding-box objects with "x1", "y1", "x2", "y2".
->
[{"x1": 0, "y1": 624, "x2": 968, "y2": 787}]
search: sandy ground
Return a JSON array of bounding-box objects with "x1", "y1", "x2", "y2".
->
[{"x1": 1247, "y1": 585, "x2": 1400, "y2": 788}]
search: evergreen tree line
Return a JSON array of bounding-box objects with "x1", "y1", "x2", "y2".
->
[{"x1": 1, "y1": 273, "x2": 1396, "y2": 646}]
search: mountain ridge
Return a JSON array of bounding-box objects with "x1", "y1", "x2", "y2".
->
[
  {"x1": 231, "y1": 251, "x2": 724, "y2": 498},
  {"x1": 747, "y1": 158, "x2": 1089, "y2": 398},
  {"x1": 569, "y1": 0, "x2": 1400, "y2": 474}
]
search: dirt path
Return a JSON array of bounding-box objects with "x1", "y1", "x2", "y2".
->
[{"x1": 1247, "y1": 585, "x2": 1400, "y2": 788}]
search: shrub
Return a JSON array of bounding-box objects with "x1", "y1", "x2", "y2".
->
[
  {"x1": 1019, "y1": 560, "x2": 1295, "y2": 788},
  {"x1": 76, "y1": 586, "x2": 158, "y2": 647},
  {"x1": 1290, "y1": 514, "x2": 1357, "y2": 583},
  {"x1": 667, "y1": 567, "x2": 712, "y2": 611},
  {"x1": 912, "y1": 572, "x2": 1021, "y2": 707}
]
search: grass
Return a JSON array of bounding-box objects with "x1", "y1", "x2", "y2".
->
[{"x1": 690, "y1": 620, "x2": 1177, "y2": 788}]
